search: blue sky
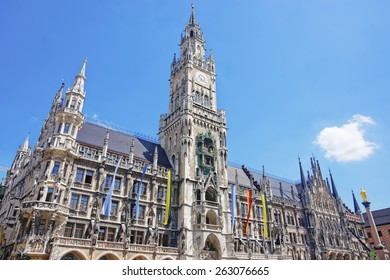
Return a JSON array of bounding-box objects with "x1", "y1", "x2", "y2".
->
[{"x1": 0, "y1": 0, "x2": 389, "y2": 211}]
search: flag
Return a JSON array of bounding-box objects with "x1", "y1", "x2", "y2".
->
[
  {"x1": 245, "y1": 189, "x2": 252, "y2": 235},
  {"x1": 262, "y1": 193, "x2": 269, "y2": 238},
  {"x1": 101, "y1": 156, "x2": 122, "y2": 216},
  {"x1": 135, "y1": 163, "x2": 149, "y2": 220},
  {"x1": 231, "y1": 185, "x2": 235, "y2": 228},
  {"x1": 164, "y1": 169, "x2": 172, "y2": 225}
]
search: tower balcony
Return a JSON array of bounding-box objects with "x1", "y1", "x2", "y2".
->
[
  {"x1": 57, "y1": 107, "x2": 84, "y2": 124},
  {"x1": 21, "y1": 201, "x2": 70, "y2": 217}
]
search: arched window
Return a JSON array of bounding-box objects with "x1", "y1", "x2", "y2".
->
[
  {"x1": 206, "y1": 210, "x2": 218, "y2": 225},
  {"x1": 171, "y1": 154, "x2": 176, "y2": 170},
  {"x1": 190, "y1": 30, "x2": 194, "y2": 37},
  {"x1": 205, "y1": 187, "x2": 217, "y2": 202},
  {"x1": 194, "y1": 91, "x2": 200, "y2": 103},
  {"x1": 204, "y1": 96, "x2": 209, "y2": 107}
]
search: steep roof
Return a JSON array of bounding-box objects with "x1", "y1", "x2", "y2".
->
[
  {"x1": 77, "y1": 122, "x2": 171, "y2": 168},
  {"x1": 363, "y1": 207, "x2": 390, "y2": 227},
  {"x1": 227, "y1": 165, "x2": 300, "y2": 200},
  {"x1": 77, "y1": 123, "x2": 300, "y2": 196}
]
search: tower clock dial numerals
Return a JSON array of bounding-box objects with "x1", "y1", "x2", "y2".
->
[{"x1": 196, "y1": 72, "x2": 208, "y2": 84}]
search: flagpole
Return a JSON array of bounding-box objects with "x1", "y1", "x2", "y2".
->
[
  {"x1": 135, "y1": 163, "x2": 149, "y2": 220},
  {"x1": 101, "y1": 156, "x2": 122, "y2": 216}
]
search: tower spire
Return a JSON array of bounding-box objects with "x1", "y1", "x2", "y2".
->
[
  {"x1": 298, "y1": 157, "x2": 308, "y2": 189},
  {"x1": 70, "y1": 58, "x2": 87, "y2": 94},
  {"x1": 329, "y1": 169, "x2": 339, "y2": 199},
  {"x1": 20, "y1": 132, "x2": 30, "y2": 152},
  {"x1": 189, "y1": 4, "x2": 196, "y2": 24},
  {"x1": 352, "y1": 190, "x2": 361, "y2": 214}
]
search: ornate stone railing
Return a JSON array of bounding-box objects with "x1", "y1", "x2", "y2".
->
[
  {"x1": 127, "y1": 244, "x2": 155, "y2": 253},
  {"x1": 55, "y1": 237, "x2": 92, "y2": 248},
  {"x1": 205, "y1": 201, "x2": 219, "y2": 208},
  {"x1": 205, "y1": 224, "x2": 220, "y2": 231},
  {"x1": 22, "y1": 201, "x2": 69, "y2": 215},
  {"x1": 158, "y1": 247, "x2": 179, "y2": 254},
  {"x1": 97, "y1": 241, "x2": 124, "y2": 250}
]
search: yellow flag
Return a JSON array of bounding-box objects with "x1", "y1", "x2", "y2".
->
[
  {"x1": 164, "y1": 170, "x2": 171, "y2": 225},
  {"x1": 262, "y1": 193, "x2": 268, "y2": 238}
]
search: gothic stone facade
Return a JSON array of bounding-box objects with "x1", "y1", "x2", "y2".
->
[{"x1": 0, "y1": 6, "x2": 369, "y2": 260}]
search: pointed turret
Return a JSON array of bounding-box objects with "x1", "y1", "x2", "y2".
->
[
  {"x1": 70, "y1": 58, "x2": 87, "y2": 94},
  {"x1": 20, "y1": 133, "x2": 30, "y2": 152},
  {"x1": 153, "y1": 145, "x2": 158, "y2": 173},
  {"x1": 102, "y1": 132, "x2": 109, "y2": 161},
  {"x1": 316, "y1": 160, "x2": 323, "y2": 181},
  {"x1": 299, "y1": 157, "x2": 308, "y2": 190},
  {"x1": 352, "y1": 190, "x2": 361, "y2": 214},
  {"x1": 53, "y1": 82, "x2": 65, "y2": 107},
  {"x1": 329, "y1": 170, "x2": 339, "y2": 199},
  {"x1": 189, "y1": 4, "x2": 196, "y2": 24},
  {"x1": 325, "y1": 177, "x2": 331, "y2": 190},
  {"x1": 129, "y1": 139, "x2": 135, "y2": 166}
]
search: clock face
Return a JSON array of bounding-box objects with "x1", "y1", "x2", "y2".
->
[{"x1": 196, "y1": 72, "x2": 208, "y2": 84}]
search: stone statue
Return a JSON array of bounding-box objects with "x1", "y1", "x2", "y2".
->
[{"x1": 360, "y1": 189, "x2": 368, "y2": 202}]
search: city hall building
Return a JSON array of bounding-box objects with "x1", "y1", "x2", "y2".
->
[{"x1": 0, "y1": 6, "x2": 369, "y2": 260}]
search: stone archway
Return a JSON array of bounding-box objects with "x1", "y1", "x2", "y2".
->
[
  {"x1": 206, "y1": 210, "x2": 218, "y2": 225},
  {"x1": 201, "y1": 234, "x2": 221, "y2": 260},
  {"x1": 343, "y1": 253, "x2": 351, "y2": 260},
  {"x1": 131, "y1": 254, "x2": 149, "y2": 260},
  {"x1": 60, "y1": 250, "x2": 87, "y2": 260},
  {"x1": 98, "y1": 253, "x2": 120, "y2": 260}
]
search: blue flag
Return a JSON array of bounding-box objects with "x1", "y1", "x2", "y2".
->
[
  {"x1": 135, "y1": 163, "x2": 149, "y2": 220},
  {"x1": 101, "y1": 156, "x2": 122, "y2": 216},
  {"x1": 231, "y1": 185, "x2": 235, "y2": 228}
]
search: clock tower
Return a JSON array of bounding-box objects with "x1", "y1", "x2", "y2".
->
[{"x1": 158, "y1": 5, "x2": 232, "y2": 259}]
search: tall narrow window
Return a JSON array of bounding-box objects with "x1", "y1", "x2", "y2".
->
[
  {"x1": 46, "y1": 188, "x2": 54, "y2": 202},
  {"x1": 98, "y1": 228, "x2": 106, "y2": 241},
  {"x1": 74, "y1": 224, "x2": 84, "y2": 238},
  {"x1": 70, "y1": 194, "x2": 79, "y2": 210},
  {"x1": 64, "y1": 223, "x2": 74, "y2": 237},
  {"x1": 107, "y1": 228, "x2": 115, "y2": 242},
  {"x1": 85, "y1": 170, "x2": 93, "y2": 184},
  {"x1": 204, "y1": 96, "x2": 209, "y2": 107},
  {"x1": 52, "y1": 161, "x2": 60, "y2": 175},
  {"x1": 70, "y1": 99, "x2": 76, "y2": 109},
  {"x1": 64, "y1": 123, "x2": 70, "y2": 134},
  {"x1": 57, "y1": 123, "x2": 63, "y2": 133},
  {"x1": 111, "y1": 201, "x2": 119, "y2": 216},
  {"x1": 138, "y1": 205, "x2": 145, "y2": 219},
  {"x1": 105, "y1": 175, "x2": 113, "y2": 188},
  {"x1": 114, "y1": 177, "x2": 121, "y2": 190},
  {"x1": 79, "y1": 195, "x2": 89, "y2": 211},
  {"x1": 75, "y1": 168, "x2": 84, "y2": 183}
]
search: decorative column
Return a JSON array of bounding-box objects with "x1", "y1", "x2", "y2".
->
[{"x1": 360, "y1": 189, "x2": 389, "y2": 260}]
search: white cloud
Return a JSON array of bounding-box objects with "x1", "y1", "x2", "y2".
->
[
  {"x1": 315, "y1": 114, "x2": 379, "y2": 162},
  {"x1": 92, "y1": 113, "x2": 98, "y2": 120}
]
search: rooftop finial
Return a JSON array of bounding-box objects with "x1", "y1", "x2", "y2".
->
[
  {"x1": 20, "y1": 132, "x2": 30, "y2": 152},
  {"x1": 79, "y1": 57, "x2": 87, "y2": 77},
  {"x1": 189, "y1": 4, "x2": 196, "y2": 24}
]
